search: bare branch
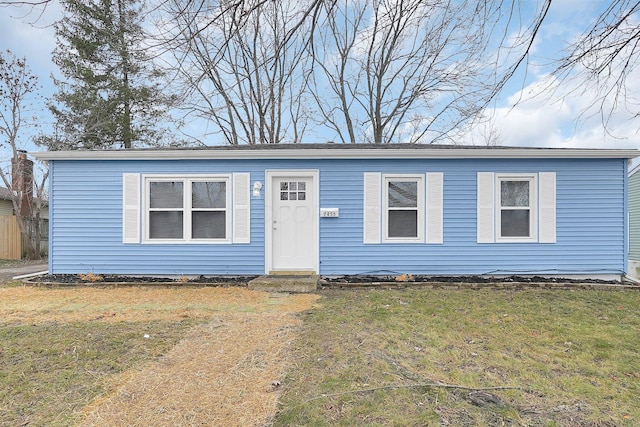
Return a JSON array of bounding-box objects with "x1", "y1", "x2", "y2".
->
[
  {"x1": 0, "y1": 50, "x2": 46, "y2": 258},
  {"x1": 164, "y1": 0, "x2": 316, "y2": 144},
  {"x1": 552, "y1": 0, "x2": 640, "y2": 133}
]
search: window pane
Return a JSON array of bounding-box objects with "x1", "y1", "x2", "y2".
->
[
  {"x1": 298, "y1": 192, "x2": 306, "y2": 200},
  {"x1": 501, "y1": 210, "x2": 530, "y2": 237},
  {"x1": 150, "y1": 182, "x2": 183, "y2": 208},
  {"x1": 149, "y1": 211, "x2": 183, "y2": 238},
  {"x1": 280, "y1": 182, "x2": 288, "y2": 191},
  {"x1": 388, "y1": 181, "x2": 417, "y2": 207},
  {"x1": 298, "y1": 182, "x2": 306, "y2": 190},
  {"x1": 192, "y1": 182, "x2": 226, "y2": 209},
  {"x1": 388, "y1": 210, "x2": 418, "y2": 238},
  {"x1": 192, "y1": 211, "x2": 226, "y2": 239},
  {"x1": 501, "y1": 181, "x2": 529, "y2": 207},
  {"x1": 290, "y1": 182, "x2": 297, "y2": 190}
]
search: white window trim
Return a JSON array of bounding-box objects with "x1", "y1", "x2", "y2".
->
[
  {"x1": 382, "y1": 174, "x2": 425, "y2": 243},
  {"x1": 142, "y1": 174, "x2": 232, "y2": 244},
  {"x1": 495, "y1": 173, "x2": 538, "y2": 243}
]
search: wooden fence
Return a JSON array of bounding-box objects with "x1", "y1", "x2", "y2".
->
[
  {"x1": 23, "y1": 217, "x2": 48, "y2": 257},
  {"x1": 0, "y1": 215, "x2": 21, "y2": 260}
]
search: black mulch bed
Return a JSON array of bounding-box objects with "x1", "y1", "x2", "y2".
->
[
  {"x1": 31, "y1": 274, "x2": 259, "y2": 285},
  {"x1": 320, "y1": 274, "x2": 626, "y2": 285},
  {"x1": 25, "y1": 273, "x2": 637, "y2": 288}
]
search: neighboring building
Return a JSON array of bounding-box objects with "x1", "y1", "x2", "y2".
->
[
  {"x1": 0, "y1": 187, "x2": 14, "y2": 216},
  {"x1": 0, "y1": 186, "x2": 48, "y2": 220},
  {"x1": 628, "y1": 164, "x2": 640, "y2": 279},
  {"x1": 34, "y1": 144, "x2": 638, "y2": 280}
]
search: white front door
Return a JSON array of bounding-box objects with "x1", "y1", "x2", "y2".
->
[{"x1": 267, "y1": 171, "x2": 318, "y2": 273}]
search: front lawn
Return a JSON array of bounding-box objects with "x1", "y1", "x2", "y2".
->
[
  {"x1": 0, "y1": 286, "x2": 318, "y2": 426},
  {"x1": 274, "y1": 288, "x2": 640, "y2": 426}
]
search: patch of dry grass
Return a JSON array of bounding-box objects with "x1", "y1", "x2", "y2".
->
[
  {"x1": 80, "y1": 313, "x2": 301, "y2": 426},
  {"x1": 0, "y1": 286, "x2": 318, "y2": 323},
  {"x1": 0, "y1": 285, "x2": 319, "y2": 426}
]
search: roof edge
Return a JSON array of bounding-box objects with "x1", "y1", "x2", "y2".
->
[{"x1": 32, "y1": 146, "x2": 640, "y2": 161}]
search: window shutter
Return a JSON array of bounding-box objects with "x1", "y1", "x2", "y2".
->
[
  {"x1": 426, "y1": 172, "x2": 444, "y2": 244},
  {"x1": 232, "y1": 173, "x2": 251, "y2": 243},
  {"x1": 477, "y1": 172, "x2": 495, "y2": 243},
  {"x1": 363, "y1": 172, "x2": 381, "y2": 244},
  {"x1": 539, "y1": 172, "x2": 556, "y2": 243},
  {"x1": 122, "y1": 173, "x2": 140, "y2": 244}
]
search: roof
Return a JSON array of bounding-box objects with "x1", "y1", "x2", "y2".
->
[{"x1": 32, "y1": 143, "x2": 640, "y2": 161}]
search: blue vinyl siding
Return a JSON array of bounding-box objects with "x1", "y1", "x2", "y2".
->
[
  {"x1": 320, "y1": 158, "x2": 625, "y2": 276},
  {"x1": 49, "y1": 160, "x2": 266, "y2": 275},
  {"x1": 48, "y1": 157, "x2": 627, "y2": 276}
]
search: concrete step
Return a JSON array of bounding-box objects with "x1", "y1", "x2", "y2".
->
[{"x1": 248, "y1": 275, "x2": 318, "y2": 293}]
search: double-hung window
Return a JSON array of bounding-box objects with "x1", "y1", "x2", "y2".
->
[
  {"x1": 477, "y1": 172, "x2": 556, "y2": 244},
  {"x1": 363, "y1": 172, "x2": 443, "y2": 244},
  {"x1": 191, "y1": 181, "x2": 227, "y2": 239},
  {"x1": 497, "y1": 175, "x2": 536, "y2": 240},
  {"x1": 384, "y1": 176, "x2": 424, "y2": 242},
  {"x1": 146, "y1": 176, "x2": 230, "y2": 242},
  {"x1": 123, "y1": 173, "x2": 250, "y2": 244}
]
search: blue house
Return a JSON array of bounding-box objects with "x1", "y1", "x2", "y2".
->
[{"x1": 34, "y1": 144, "x2": 638, "y2": 280}]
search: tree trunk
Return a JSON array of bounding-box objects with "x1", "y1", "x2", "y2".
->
[{"x1": 118, "y1": 0, "x2": 133, "y2": 149}]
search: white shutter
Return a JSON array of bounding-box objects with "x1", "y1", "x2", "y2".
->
[
  {"x1": 477, "y1": 172, "x2": 495, "y2": 243},
  {"x1": 539, "y1": 172, "x2": 556, "y2": 243},
  {"x1": 363, "y1": 172, "x2": 381, "y2": 244},
  {"x1": 122, "y1": 173, "x2": 140, "y2": 244},
  {"x1": 426, "y1": 172, "x2": 444, "y2": 244},
  {"x1": 232, "y1": 173, "x2": 251, "y2": 243}
]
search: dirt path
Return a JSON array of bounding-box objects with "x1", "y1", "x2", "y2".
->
[
  {"x1": 79, "y1": 312, "x2": 301, "y2": 426},
  {"x1": 0, "y1": 286, "x2": 320, "y2": 426}
]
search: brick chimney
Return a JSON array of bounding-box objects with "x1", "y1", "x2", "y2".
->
[{"x1": 11, "y1": 150, "x2": 33, "y2": 217}]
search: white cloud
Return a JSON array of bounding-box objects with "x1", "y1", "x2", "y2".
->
[
  {"x1": 464, "y1": 1, "x2": 640, "y2": 150},
  {"x1": 466, "y1": 68, "x2": 640, "y2": 149}
]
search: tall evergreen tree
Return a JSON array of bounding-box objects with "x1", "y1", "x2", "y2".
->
[{"x1": 49, "y1": 0, "x2": 177, "y2": 150}]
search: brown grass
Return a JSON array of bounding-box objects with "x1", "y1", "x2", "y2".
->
[
  {"x1": 80, "y1": 313, "x2": 301, "y2": 426},
  {"x1": 0, "y1": 286, "x2": 318, "y2": 323},
  {"x1": 0, "y1": 285, "x2": 320, "y2": 426}
]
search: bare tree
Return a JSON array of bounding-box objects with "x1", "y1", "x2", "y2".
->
[
  {"x1": 555, "y1": 0, "x2": 640, "y2": 129},
  {"x1": 4, "y1": 0, "x2": 557, "y2": 146},
  {"x1": 0, "y1": 50, "x2": 47, "y2": 259},
  {"x1": 309, "y1": 0, "x2": 552, "y2": 144},
  {"x1": 160, "y1": 0, "x2": 316, "y2": 145},
  {"x1": 155, "y1": 0, "x2": 552, "y2": 145}
]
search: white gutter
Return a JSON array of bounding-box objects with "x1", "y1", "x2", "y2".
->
[{"x1": 32, "y1": 147, "x2": 640, "y2": 161}]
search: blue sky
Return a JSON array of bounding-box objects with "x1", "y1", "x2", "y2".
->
[{"x1": 1, "y1": 0, "x2": 639, "y2": 159}]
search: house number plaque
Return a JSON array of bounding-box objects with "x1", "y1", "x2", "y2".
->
[{"x1": 320, "y1": 208, "x2": 339, "y2": 217}]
